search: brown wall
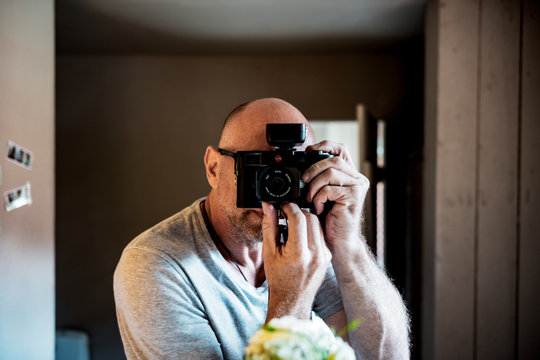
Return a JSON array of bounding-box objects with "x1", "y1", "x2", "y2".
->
[
  {"x1": 55, "y1": 53, "x2": 416, "y2": 359},
  {"x1": 0, "y1": 1, "x2": 55, "y2": 358},
  {"x1": 423, "y1": 0, "x2": 540, "y2": 359}
]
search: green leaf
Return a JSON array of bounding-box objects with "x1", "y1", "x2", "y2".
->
[
  {"x1": 336, "y1": 318, "x2": 361, "y2": 338},
  {"x1": 262, "y1": 324, "x2": 276, "y2": 332}
]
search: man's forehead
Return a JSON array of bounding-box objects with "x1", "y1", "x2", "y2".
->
[
  {"x1": 219, "y1": 101, "x2": 315, "y2": 150},
  {"x1": 221, "y1": 119, "x2": 315, "y2": 151}
]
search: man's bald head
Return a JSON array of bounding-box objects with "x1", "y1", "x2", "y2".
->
[
  {"x1": 218, "y1": 98, "x2": 315, "y2": 151},
  {"x1": 205, "y1": 98, "x2": 317, "y2": 244}
]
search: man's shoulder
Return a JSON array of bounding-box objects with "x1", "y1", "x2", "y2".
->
[{"x1": 124, "y1": 197, "x2": 209, "y2": 260}]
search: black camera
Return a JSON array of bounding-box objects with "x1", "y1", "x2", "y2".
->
[{"x1": 233, "y1": 123, "x2": 332, "y2": 208}]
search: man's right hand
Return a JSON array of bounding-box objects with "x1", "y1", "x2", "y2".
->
[{"x1": 261, "y1": 202, "x2": 332, "y2": 322}]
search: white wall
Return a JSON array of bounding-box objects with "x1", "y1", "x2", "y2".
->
[{"x1": 0, "y1": 1, "x2": 55, "y2": 359}]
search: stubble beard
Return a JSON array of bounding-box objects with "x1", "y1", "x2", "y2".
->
[
  {"x1": 219, "y1": 201, "x2": 263, "y2": 246},
  {"x1": 217, "y1": 167, "x2": 263, "y2": 245}
]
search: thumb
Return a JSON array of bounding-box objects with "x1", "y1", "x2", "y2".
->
[{"x1": 261, "y1": 202, "x2": 278, "y2": 255}]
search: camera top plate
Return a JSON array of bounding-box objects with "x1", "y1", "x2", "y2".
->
[{"x1": 266, "y1": 124, "x2": 306, "y2": 148}]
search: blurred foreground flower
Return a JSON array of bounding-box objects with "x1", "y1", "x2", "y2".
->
[{"x1": 244, "y1": 316, "x2": 356, "y2": 360}]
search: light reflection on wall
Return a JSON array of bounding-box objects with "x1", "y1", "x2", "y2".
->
[
  {"x1": 310, "y1": 120, "x2": 360, "y2": 170},
  {"x1": 311, "y1": 118, "x2": 387, "y2": 269},
  {"x1": 375, "y1": 120, "x2": 386, "y2": 269}
]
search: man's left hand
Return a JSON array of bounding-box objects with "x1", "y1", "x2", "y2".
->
[{"x1": 302, "y1": 141, "x2": 370, "y2": 251}]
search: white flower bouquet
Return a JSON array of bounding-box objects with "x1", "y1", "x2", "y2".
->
[{"x1": 244, "y1": 316, "x2": 356, "y2": 360}]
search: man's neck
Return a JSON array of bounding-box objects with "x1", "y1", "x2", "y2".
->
[{"x1": 204, "y1": 193, "x2": 265, "y2": 286}]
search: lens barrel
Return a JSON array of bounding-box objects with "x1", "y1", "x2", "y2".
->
[{"x1": 257, "y1": 167, "x2": 294, "y2": 199}]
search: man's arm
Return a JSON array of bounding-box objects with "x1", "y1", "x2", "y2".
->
[
  {"x1": 324, "y1": 243, "x2": 410, "y2": 359},
  {"x1": 114, "y1": 247, "x2": 224, "y2": 360},
  {"x1": 304, "y1": 141, "x2": 410, "y2": 359}
]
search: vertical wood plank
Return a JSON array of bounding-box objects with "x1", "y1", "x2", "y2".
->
[
  {"x1": 518, "y1": 0, "x2": 540, "y2": 357},
  {"x1": 425, "y1": 1, "x2": 480, "y2": 358},
  {"x1": 422, "y1": 3, "x2": 438, "y2": 358},
  {"x1": 476, "y1": 0, "x2": 521, "y2": 358},
  {"x1": 357, "y1": 104, "x2": 375, "y2": 248}
]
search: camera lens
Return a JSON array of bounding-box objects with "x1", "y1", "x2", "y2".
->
[
  {"x1": 270, "y1": 177, "x2": 286, "y2": 193},
  {"x1": 258, "y1": 167, "x2": 294, "y2": 199}
]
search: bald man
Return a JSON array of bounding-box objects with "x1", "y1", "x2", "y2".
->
[{"x1": 114, "y1": 98, "x2": 410, "y2": 359}]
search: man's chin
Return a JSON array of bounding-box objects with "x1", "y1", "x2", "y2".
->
[
  {"x1": 242, "y1": 214, "x2": 263, "y2": 240},
  {"x1": 247, "y1": 209, "x2": 264, "y2": 219},
  {"x1": 225, "y1": 211, "x2": 263, "y2": 242}
]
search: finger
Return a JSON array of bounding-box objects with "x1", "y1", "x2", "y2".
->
[
  {"x1": 280, "y1": 202, "x2": 307, "y2": 252},
  {"x1": 262, "y1": 202, "x2": 278, "y2": 255},
  {"x1": 305, "y1": 168, "x2": 358, "y2": 203},
  {"x1": 306, "y1": 140, "x2": 355, "y2": 167},
  {"x1": 311, "y1": 185, "x2": 355, "y2": 215},
  {"x1": 302, "y1": 156, "x2": 360, "y2": 184},
  {"x1": 303, "y1": 210, "x2": 318, "y2": 250},
  {"x1": 303, "y1": 210, "x2": 332, "y2": 264},
  {"x1": 303, "y1": 211, "x2": 323, "y2": 250}
]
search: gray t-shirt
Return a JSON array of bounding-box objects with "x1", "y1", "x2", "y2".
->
[{"x1": 114, "y1": 198, "x2": 344, "y2": 360}]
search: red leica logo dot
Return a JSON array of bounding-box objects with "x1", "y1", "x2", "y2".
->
[{"x1": 274, "y1": 155, "x2": 282, "y2": 163}]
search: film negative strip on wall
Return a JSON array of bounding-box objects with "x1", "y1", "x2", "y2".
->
[
  {"x1": 4, "y1": 182, "x2": 32, "y2": 212},
  {"x1": 6, "y1": 140, "x2": 33, "y2": 170}
]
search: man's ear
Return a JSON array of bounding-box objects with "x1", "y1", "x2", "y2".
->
[{"x1": 204, "y1": 146, "x2": 220, "y2": 189}]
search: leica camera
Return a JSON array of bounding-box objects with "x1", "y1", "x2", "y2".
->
[{"x1": 233, "y1": 123, "x2": 332, "y2": 208}]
